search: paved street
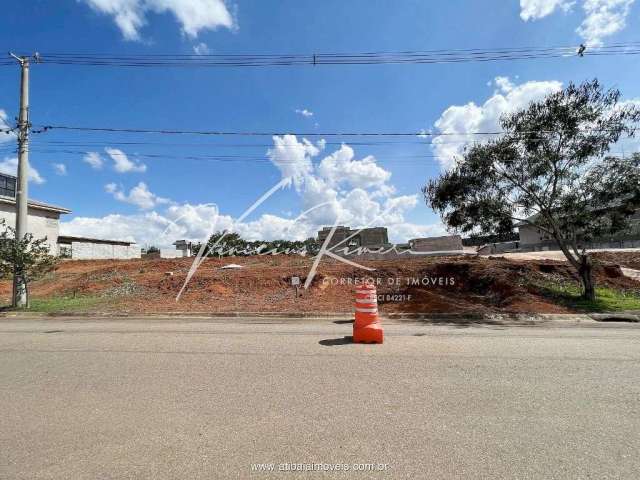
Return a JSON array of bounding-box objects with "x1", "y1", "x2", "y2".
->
[{"x1": 1, "y1": 316, "x2": 639, "y2": 479}]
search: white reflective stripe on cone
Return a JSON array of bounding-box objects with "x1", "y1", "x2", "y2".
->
[
  {"x1": 356, "y1": 307, "x2": 378, "y2": 313},
  {"x1": 355, "y1": 298, "x2": 377, "y2": 303},
  {"x1": 356, "y1": 290, "x2": 377, "y2": 295}
]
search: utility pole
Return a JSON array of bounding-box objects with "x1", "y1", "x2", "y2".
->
[{"x1": 10, "y1": 53, "x2": 30, "y2": 307}]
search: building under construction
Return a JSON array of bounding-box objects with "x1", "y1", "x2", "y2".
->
[
  {"x1": 317, "y1": 226, "x2": 464, "y2": 257},
  {"x1": 317, "y1": 226, "x2": 390, "y2": 249}
]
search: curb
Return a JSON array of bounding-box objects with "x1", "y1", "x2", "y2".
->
[
  {"x1": 0, "y1": 311, "x2": 638, "y2": 323},
  {"x1": 589, "y1": 313, "x2": 640, "y2": 323}
]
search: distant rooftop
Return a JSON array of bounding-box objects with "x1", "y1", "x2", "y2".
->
[
  {"x1": 0, "y1": 195, "x2": 71, "y2": 214},
  {"x1": 57, "y1": 235, "x2": 135, "y2": 246}
]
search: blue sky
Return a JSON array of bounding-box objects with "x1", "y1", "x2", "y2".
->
[{"x1": 0, "y1": 0, "x2": 639, "y2": 246}]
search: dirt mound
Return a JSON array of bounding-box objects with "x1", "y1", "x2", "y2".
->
[{"x1": 2, "y1": 255, "x2": 637, "y2": 314}]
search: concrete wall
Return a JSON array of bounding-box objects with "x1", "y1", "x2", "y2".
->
[
  {"x1": 359, "y1": 227, "x2": 389, "y2": 247},
  {"x1": 0, "y1": 203, "x2": 60, "y2": 254},
  {"x1": 409, "y1": 235, "x2": 463, "y2": 252},
  {"x1": 160, "y1": 248, "x2": 182, "y2": 259},
  {"x1": 477, "y1": 241, "x2": 520, "y2": 255},
  {"x1": 520, "y1": 210, "x2": 640, "y2": 250},
  {"x1": 342, "y1": 250, "x2": 466, "y2": 260},
  {"x1": 69, "y1": 242, "x2": 141, "y2": 260},
  {"x1": 519, "y1": 225, "x2": 549, "y2": 248},
  {"x1": 519, "y1": 223, "x2": 640, "y2": 251},
  {"x1": 318, "y1": 227, "x2": 389, "y2": 248}
]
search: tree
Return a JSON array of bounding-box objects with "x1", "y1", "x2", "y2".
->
[
  {"x1": 303, "y1": 237, "x2": 320, "y2": 255},
  {"x1": 206, "y1": 231, "x2": 248, "y2": 257},
  {"x1": 0, "y1": 219, "x2": 57, "y2": 307},
  {"x1": 424, "y1": 80, "x2": 640, "y2": 301}
]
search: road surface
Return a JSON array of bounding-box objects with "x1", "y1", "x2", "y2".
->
[{"x1": 1, "y1": 316, "x2": 639, "y2": 479}]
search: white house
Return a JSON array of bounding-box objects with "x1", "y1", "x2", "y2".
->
[
  {"x1": 0, "y1": 172, "x2": 71, "y2": 254},
  {"x1": 517, "y1": 209, "x2": 640, "y2": 251},
  {"x1": 57, "y1": 235, "x2": 141, "y2": 260},
  {"x1": 0, "y1": 172, "x2": 142, "y2": 259}
]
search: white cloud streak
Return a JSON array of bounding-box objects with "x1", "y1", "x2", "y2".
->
[
  {"x1": 105, "y1": 147, "x2": 147, "y2": 173},
  {"x1": 520, "y1": 0, "x2": 635, "y2": 45},
  {"x1": 80, "y1": 0, "x2": 235, "y2": 41},
  {"x1": 577, "y1": 0, "x2": 635, "y2": 46},
  {"x1": 0, "y1": 157, "x2": 45, "y2": 184},
  {"x1": 192, "y1": 42, "x2": 210, "y2": 55},
  {"x1": 431, "y1": 76, "x2": 563, "y2": 170},
  {"x1": 105, "y1": 181, "x2": 170, "y2": 209},
  {"x1": 295, "y1": 108, "x2": 314, "y2": 118},
  {"x1": 83, "y1": 151, "x2": 105, "y2": 169},
  {"x1": 520, "y1": 0, "x2": 574, "y2": 20},
  {"x1": 62, "y1": 137, "x2": 445, "y2": 245},
  {"x1": 52, "y1": 163, "x2": 67, "y2": 176}
]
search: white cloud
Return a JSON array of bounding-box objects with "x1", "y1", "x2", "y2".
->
[
  {"x1": 267, "y1": 134, "x2": 320, "y2": 188},
  {"x1": 520, "y1": 0, "x2": 635, "y2": 45},
  {"x1": 318, "y1": 144, "x2": 391, "y2": 189},
  {"x1": 83, "y1": 151, "x2": 105, "y2": 169},
  {"x1": 105, "y1": 181, "x2": 170, "y2": 210},
  {"x1": 0, "y1": 110, "x2": 15, "y2": 144},
  {"x1": 105, "y1": 147, "x2": 147, "y2": 173},
  {"x1": 577, "y1": 0, "x2": 635, "y2": 46},
  {"x1": 431, "y1": 76, "x2": 563, "y2": 169},
  {"x1": 52, "y1": 163, "x2": 67, "y2": 176},
  {"x1": 63, "y1": 136, "x2": 445, "y2": 245},
  {"x1": 520, "y1": 0, "x2": 574, "y2": 20},
  {"x1": 387, "y1": 222, "x2": 448, "y2": 244},
  {"x1": 235, "y1": 214, "x2": 312, "y2": 242},
  {"x1": 295, "y1": 108, "x2": 314, "y2": 118},
  {"x1": 81, "y1": 0, "x2": 235, "y2": 41},
  {"x1": 61, "y1": 203, "x2": 233, "y2": 246},
  {"x1": 267, "y1": 135, "x2": 441, "y2": 238},
  {"x1": 608, "y1": 98, "x2": 640, "y2": 154},
  {"x1": 0, "y1": 157, "x2": 45, "y2": 184},
  {"x1": 192, "y1": 41, "x2": 210, "y2": 55}
]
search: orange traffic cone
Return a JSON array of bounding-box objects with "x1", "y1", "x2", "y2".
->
[{"x1": 353, "y1": 283, "x2": 383, "y2": 344}]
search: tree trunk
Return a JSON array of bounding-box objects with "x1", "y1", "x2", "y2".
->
[{"x1": 578, "y1": 254, "x2": 596, "y2": 301}]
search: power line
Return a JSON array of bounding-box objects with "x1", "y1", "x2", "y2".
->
[
  {"x1": 4, "y1": 42, "x2": 640, "y2": 68},
  {"x1": 21, "y1": 147, "x2": 444, "y2": 163},
  {"x1": 34, "y1": 124, "x2": 500, "y2": 136},
  {"x1": 34, "y1": 124, "x2": 637, "y2": 138},
  {"x1": 28, "y1": 138, "x2": 484, "y2": 148},
  {"x1": 21, "y1": 146, "x2": 636, "y2": 165}
]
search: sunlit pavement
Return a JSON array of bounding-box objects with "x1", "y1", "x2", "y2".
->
[{"x1": 1, "y1": 317, "x2": 639, "y2": 479}]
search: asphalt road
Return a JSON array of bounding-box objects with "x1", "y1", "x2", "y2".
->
[{"x1": 1, "y1": 316, "x2": 639, "y2": 479}]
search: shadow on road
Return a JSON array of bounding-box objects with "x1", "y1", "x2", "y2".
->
[
  {"x1": 319, "y1": 336, "x2": 353, "y2": 346},
  {"x1": 333, "y1": 320, "x2": 354, "y2": 325}
]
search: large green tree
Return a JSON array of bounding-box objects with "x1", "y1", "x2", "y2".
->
[{"x1": 425, "y1": 80, "x2": 640, "y2": 300}]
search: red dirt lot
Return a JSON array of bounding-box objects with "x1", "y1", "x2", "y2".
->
[{"x1": 1, "y1": 254, "x2": 638, "y2": 314}]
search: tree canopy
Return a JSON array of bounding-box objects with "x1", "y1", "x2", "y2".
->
[{"x1": 424, "y1": 79, "x2": 640, "y2": 300}]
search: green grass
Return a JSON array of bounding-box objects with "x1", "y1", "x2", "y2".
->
[
  {"x1": 8, "y1": 295, "x2": 104, "y2": 313},
  {"x1": 536, "y1": 282, "x2": 640, "y2": 312}
]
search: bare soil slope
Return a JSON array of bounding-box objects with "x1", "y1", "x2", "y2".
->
[{"x1": 2, "y1": 254, "x2": 637, "y2": 314}]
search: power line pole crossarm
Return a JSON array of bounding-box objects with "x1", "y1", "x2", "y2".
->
[{"x1": 10, "y1": 53, "x2": 30, "y2": 308}]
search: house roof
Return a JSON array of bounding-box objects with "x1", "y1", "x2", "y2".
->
[
  {"x1": 57, "y1": 235, "x2": 135, "y2": 246},
  {"x1": 0, "y1": 195, "x2": 71, "y2": 214}
]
